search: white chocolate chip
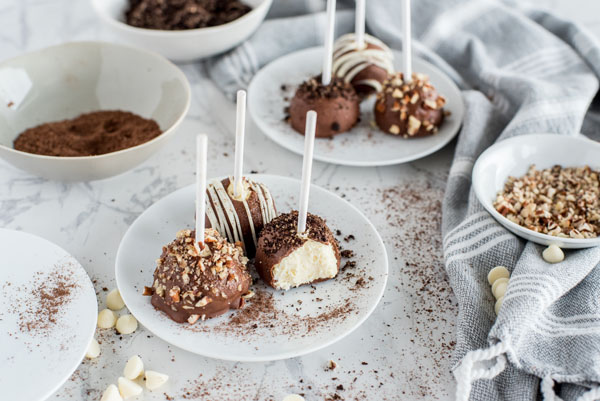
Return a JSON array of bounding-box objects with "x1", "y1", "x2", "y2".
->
[
  {"x1": 116, "y1": 314, "x2": 138, "y2": 334},
  {"x1": 145, "y1": 370, "x2": 169, "y2": 391},
  {"x1": 85, "y1": 338, "x2": 100, "y2": 359},
  {"x1": 495, "y1": 296, "x2": 504, "y2": 315},
  {"x1": 100, "y1": 384, "x2": 123, "y2": 401},
  {"x1": 106, "y1": 289, "x2": 125, "y2": 311},
  {"x1": 283, "y1": 395, "x2": 305, "y2": 401},
  {"x1": 123, "y1": 355, "x2": 144, "y2": 380},
  {"x1": 491, "y1": 277, "x2": 509, "y2": 298},
  {"x1": 492, "y1": 280, "x2": 508, "y2": 300},
  {"x1": 117, "y1": 377, "x2": 143, "y2": 399},
  {"x1": 542, "y1": 244, "x2": 565, "y2": 264},
  {"x1": 97, "y1": 309, "x2": 117, "y2": 329},
  {"x1": 487, "y1": 266, "x2": 510, "y2": 285},
  {"x1": 389, "y1": 124, "x2": 400, "y2": 135}
]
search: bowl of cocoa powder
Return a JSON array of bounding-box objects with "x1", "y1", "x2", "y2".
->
[
  {"x1": 91, "y1": 0, "x2": 273, "y2": 62},
  {"x1": 0, "y1": 41, "x2": 190, "y2": 181}
]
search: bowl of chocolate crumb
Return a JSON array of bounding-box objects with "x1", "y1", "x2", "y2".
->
[
  {"x1": 0, "y1": 41, "x2": 190, "y2": 181},
  {"x1": 91, "y1": 0, "x2": 273, "y2": 62},
  {"x1": 473, "y1": 134, "x2": 600, "y2": 248}
]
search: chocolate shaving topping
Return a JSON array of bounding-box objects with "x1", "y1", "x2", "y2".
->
[
  {"x1": 125, "y1": 0, "x2": 251, "y2": 30},
  {"x1": 296, "y1": 75, "x2": 359, "y2": 102},
  {"x1": 258, "y1": 211, "x2": 332, "y2": 256}
]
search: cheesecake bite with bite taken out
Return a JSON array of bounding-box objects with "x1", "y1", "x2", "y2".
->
[
  {"x1": 255, "y1": 211, "x2": 340, "y2": 290},
  {"x1": 204, "y1": 176, "x2": 277, "y2": 258},
  {"x1": 150, "y1": 228, "x2": 251, "y2": 324},
  {"x1": 374, "y1": 72, "x2": 446, "y2": 138}
]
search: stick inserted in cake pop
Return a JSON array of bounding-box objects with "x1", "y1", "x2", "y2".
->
[
  {"x1": 321, "y1": 0, "x2": 337, "y2": 86},
  {"x1": 355, "y1": 0, "x2": 366, "y2": 49},
  {"x1": 402, "y1": 0, "x2": 412, "y2": 83},
  {"x1": 195, "y1": 134, "x2": 208, "y2": 249},
  {"x1": 233, "y1": 90, "x2": 246, "y2": 198},
  {"x1": 298, "y1": 110, "x2": 317, "y2": 234}
]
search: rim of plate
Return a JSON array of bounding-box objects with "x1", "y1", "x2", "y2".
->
[
  {"x1": 0, "y1": 228, "x2": 97, "y2": 401},
  {"x1": 472, "y1": 134, "x2": 600, "y2": 248},
  {"x1": 248, "y1": 47, "x2": 464, "y2": 167},
  {"x1": 115, "y1": 174, "x2": 389, "y2": 361}
]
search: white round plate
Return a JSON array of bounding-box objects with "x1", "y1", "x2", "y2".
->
[
  {"x1": 248, "y1": 47, "x2": 464, "y2": 166},
  {"x1": 116, "y1": 174, "x2": 388, "y2": 361},
  {"x1": 0, "y1": 229, "x2": 97, "y2": 401},
  {"x1": 473, "y1": 134, "x2": 600, "y2": 249}
]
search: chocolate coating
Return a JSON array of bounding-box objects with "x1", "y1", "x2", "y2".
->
[
  {"x1": 151, "y1": 228, "x2": 251, "y2": 324},
  {"x1": 374, "y1": 73, "x2": 446, "y2": 138},
  {"x1": 255, "y1": 211, "x2": 341, "y2": 288},
  {"x1": 289, "y1": 76, "x2": 360, "y2": 138},
  {"x1": 332, "y1": 34, "x2": 394, "y2": 97},
  {"x1": 348, "y1": 62, "x2": 390, "y2": 97},
  {"x1": 204, "y1": 177, "x2": 277, "y2": 258}
]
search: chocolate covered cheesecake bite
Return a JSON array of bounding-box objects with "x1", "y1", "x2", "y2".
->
[
  {"x1": 204, "y1": 176, "x2": 277, "y2": 258},
  {"x1": 150, "y1": 228, "x2": 251, "y2": 324},
  {"x1": 288, "y1": 76, "x2": 360, "y2": 138},
  {"x1": 374, "y1": 72, "x2": 446, "y2": 138},
  {"x1": 332, "y1": 33, "x2": 394, "y2": 97},
  {"x1": 255, "y1": 211, "x2": 340, "y2": 290}
]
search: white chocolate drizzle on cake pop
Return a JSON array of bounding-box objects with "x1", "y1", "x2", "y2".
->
[
  {"x1": 332, "y1": 33, "x2": 394, "y2": 92},
  {"x1": 206, "y1": 177, "x2": 277, "y2": 251}
]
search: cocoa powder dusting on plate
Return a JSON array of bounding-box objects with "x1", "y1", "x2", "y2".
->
[
  {"x1": 5, "y1": 260, "x2": 81, "y2": 339},
  {"x1": 182, "y1": 234, "x2": 364, "y2": 340},
  {"x1": 13, "y1": 110, "x2": 162, "y2": 157}
]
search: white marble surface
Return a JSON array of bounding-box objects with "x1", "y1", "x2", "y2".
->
[{"x1": 0, "y1": 1, "x2": 597, "y2": 400}]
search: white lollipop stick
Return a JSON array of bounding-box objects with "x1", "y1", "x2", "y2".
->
[
  {"x1": 195, "y1": 134, "x2": 208, "y2": 249},
  {"x1": 402, "y1": 0, "x2": 412, "y2": 83},
  {"x1": 355, "y1": 0, "x2": 366, "y2": 49},
  {"x1": 321, "y1": 0, "x2": 337, "y2": 86},
  {"x1": 233, "y1": 89, "x2": 246, "y2": 198},
  {"x1": 298, "y1": 111, "x2": 317, "y2": 234}
]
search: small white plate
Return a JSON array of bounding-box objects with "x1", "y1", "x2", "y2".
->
[
  {"x1": 472, "y1": 134, "x2": 600, "y2": 248},
  {"x1": 248, "y1": 47, "x2": 464, "y2": 167},
  {"x1": 115, "y1": 174, "x2": 388, "y2": 361},
  {"x1": 0, "y1": 229, "x2": 97, "y2": 401}
]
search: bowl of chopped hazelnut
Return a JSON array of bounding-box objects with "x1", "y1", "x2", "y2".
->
[
  {"x1": 91, "y1": 0, "x2": 273, "y2": 62},
  {"x1": 472, "y1": 134, "x2": 600, "y2": 248}
]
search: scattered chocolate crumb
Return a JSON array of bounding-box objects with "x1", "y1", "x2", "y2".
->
[{"x1": 341, "y1": 249, "x2": 354, "y2": 258}]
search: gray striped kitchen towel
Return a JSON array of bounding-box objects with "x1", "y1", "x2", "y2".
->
[{"x1": 208, "y1": 0, "x2": 600, "y2": 400}]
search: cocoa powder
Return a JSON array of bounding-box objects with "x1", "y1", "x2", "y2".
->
[{"x1": 13, "y1": 110, "x2": 162, "y2": 157}]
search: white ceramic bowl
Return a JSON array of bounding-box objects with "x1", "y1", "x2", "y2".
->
[
  {"x1": 472, "y1": 134, "x2": 600, "y2": 248},
  {"x1": 0, "y1": 41, "x2": 190, "y2": 181},
  {"x1": 91, "y1": 0, "x2": 272, "y2": 62}
]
